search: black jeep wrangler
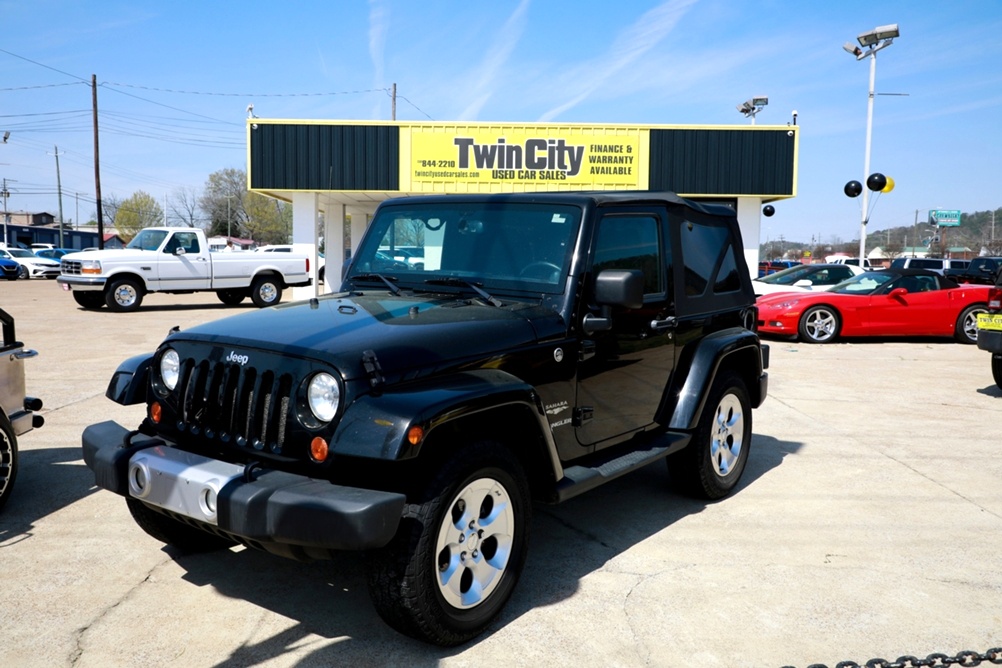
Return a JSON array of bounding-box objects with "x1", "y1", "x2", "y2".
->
[{"x1": 83, "y1": 191, "x2": 768, "y2": 645}]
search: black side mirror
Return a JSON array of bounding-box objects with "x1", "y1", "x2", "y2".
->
[{"x1": 583, "y1": 269, "x2": 645, "y2": 334}]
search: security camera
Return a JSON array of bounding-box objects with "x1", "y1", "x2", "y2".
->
[
  {"x1": 792, "y1": 110, "x2": 798, "y2": 125},
  {"x1": 787, "y1": 130, "x2": 794, "y2": 137}
]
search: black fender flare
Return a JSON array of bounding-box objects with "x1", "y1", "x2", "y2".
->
[
  {"x1": 664, "y1": 327, "x2": 766, "y2": 431},
  {"x1": 331, "y1": 368, "x2": 561, "y2": 474},
  {"x1": 106, "y1": 353, "x2": 153, "y2": 405}
]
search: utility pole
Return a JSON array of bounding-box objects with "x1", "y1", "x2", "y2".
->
[
  {"x1": 92, "y1": 74, "x2": 104, "y2": 249},
  {"x1": 391, "y1": 83, "x2": 396, "y2": 121},
  {"x1": 1, "y1": 178, "x2": 10, "y2": 246},
  {"x1": 52, "y1": 145, "x2": 65, "y2": 247}
]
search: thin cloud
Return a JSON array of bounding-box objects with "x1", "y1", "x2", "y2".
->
[
  {"x1": 369, "y1": 0, "x2": 389, "y2": 116},
  {"x1": 538, "y1": 0, "x2": 697, "y2": 121},
  {"x1": 458, "y1": 0, "x2": 531, "y2": 120}
]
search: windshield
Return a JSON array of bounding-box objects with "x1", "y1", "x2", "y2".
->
[
  {"x1": 829, "y1": 271, "x2": 896, "y2": 295},
  {"x1": 758, "y1": 265, "x2": 819, "y2": 285},
  {"x1": 126, "y1": 229, "x2": 168, "y2": 251},
  {"x1": 6, "y1": 249, "x2": 36, "y2": 258},
  {"x1": 347, "y1": 201, "x2": 581, "y2": 296}
]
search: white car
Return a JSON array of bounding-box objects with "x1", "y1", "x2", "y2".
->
[
  {"x1": 753, "y1": 263, "x2": 864, "y2": 297},
  {"x1": 0, "y1": 248, "x2": 61, "y2": 279},
  {"x1": 256, "y1": 243, "x2": 327, "y2": 282}
]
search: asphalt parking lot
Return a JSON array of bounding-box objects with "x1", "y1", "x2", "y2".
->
[{"x1": 1, "y1": 278, "x2": 1000, "y2": 668}]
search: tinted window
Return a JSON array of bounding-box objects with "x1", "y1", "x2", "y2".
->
[
  {"x1": 679, "y1": 218, "x2": 740, "y2": 296},
  {"x1": 594, "y1": 215, "x2": 663, "y2": 295}
]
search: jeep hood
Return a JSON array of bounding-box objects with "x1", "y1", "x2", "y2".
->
[{"x1": 167, "y1": 293, "x2": 563, "y2": 380}]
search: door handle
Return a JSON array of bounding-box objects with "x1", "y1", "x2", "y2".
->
[{"x1": 650, "y1": 317, "x2": 676, "y2": 332}]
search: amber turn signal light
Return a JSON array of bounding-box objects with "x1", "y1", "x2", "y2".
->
[
  {"x1": 407, "y1": 425, "x2": 424, "y2": 446},
  {"x1": 150, "y1": 401, "x2": 162, "y2": 424},
  {"x1": 310, "y1": 436, "x2": 329, "y2": 462}
]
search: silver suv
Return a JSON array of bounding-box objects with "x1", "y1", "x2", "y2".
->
[{"x1": 890, "y1": 257, "x2": 968, "y2": 275}]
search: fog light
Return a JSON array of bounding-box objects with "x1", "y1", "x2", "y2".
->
[
  {"x1": 199, "y1": 484, "x2": 219, "y2": 521},
  {"x1": 128, "y1": 459, "x2": 152, "y2": 498}
]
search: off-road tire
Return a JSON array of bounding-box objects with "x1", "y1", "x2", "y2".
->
[
  {"x1": 0, "y1": 412, "x2": 18, "y2": 513},
  {"x1": 250, "y1": 275, "x2": 283, "y2": 308},
  {"x1": 366, "y1": 440, "x2": 531, "y2": 646},
  {"x1": 991, "y1": 355, "x2": 1002, "y2": 390},
  {"x1": 126, "y1": 497, "x2": 236, "y2": 553},
  {"x1": 105, "y1": 277, "x2": 144, "y2": 312},
  {"x1": 668, "y1": 370, "x2": 751, "y2": 500}
]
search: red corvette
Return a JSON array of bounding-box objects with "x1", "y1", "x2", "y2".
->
[{"x1": 756, "y1": 268, "x2": 990, "y2": 344}]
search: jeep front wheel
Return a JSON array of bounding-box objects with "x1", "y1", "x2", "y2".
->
[
  {"x1": 366, "y1": 441, "x2": 530, "y2": 646},
  {"x1": 0, "y1": 412, "x2": 19, "y2": 512},
  {"x1": 669, "y1": 371, "x2": 751, "y2": 500}
]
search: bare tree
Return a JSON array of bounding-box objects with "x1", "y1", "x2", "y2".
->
[{"x1": 168, "y1": 186, "x2": 203, "y2": 228}]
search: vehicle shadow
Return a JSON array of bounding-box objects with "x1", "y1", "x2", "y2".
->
[
  {"x1": 166, "y1": 433, "x2": 802, "y2": 664},
  {"x1": 0, "y1": 446, "x2": 99, "y2": 546},
  {"x1": 74, "y1": 303, "x2": 257, "y2": 314},
  {"x1": 976, "y1": 384, "x2": 1002, "y2": 398}
]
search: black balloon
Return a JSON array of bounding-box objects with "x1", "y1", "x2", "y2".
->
[
  {"x1": 763, "y1": 205, "x2": 775, "y2": 217},
  {"x1": 866, "y1": 173, "x2": 887, "y2": 192},
  {"x1": 844, "y1": 180, "x2": 863, "y2": 198}
]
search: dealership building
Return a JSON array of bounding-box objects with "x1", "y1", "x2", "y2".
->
[{"x1": 246, "y1": 119, "x2": 798, "y2": 292}]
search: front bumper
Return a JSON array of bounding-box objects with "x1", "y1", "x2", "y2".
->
[
  {"x1": 57, "y1": 275, "x2": 107, "y2": 291},
  {"x1": 82, "y1": 421, "x2": 406, "y2": 556},
  {"x1": 57, "y1": 274, "x2": 108, "y2": 291}
]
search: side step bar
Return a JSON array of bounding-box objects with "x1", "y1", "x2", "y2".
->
[{"x1": 553, "y1": 432, "x2": 689, "y2": 503}]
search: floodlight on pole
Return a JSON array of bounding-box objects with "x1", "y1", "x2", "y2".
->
[
  {"x1": 844, "y1": 23, "x2": 899, "y2": 264},
  {"x1": 737, "y1": 96, "x2": 768, "y2": 124}
]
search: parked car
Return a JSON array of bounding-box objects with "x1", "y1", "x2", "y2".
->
[
  {"x1": 0, "y1": 307, "x2": 44, "y2": 511},
  {"x1": 945, "y1": 256, "x2": 1002, "y2": 285},
  {"x1": 975, "y1": 270, "x2": 1002, "y2": 388},
  {"x1": 34, "y1": 248, "x2": 75, "y2": 261},
  {"x1": 753, "y1": 263, "x2": 863, "y2": 298},
  {"x1": 826, "y1": 256, "x2": 875, "y2": 269},
  {"x1": 255, "y1": 243, "x2": 327, "y2": 283},
  {"x1": 757, "y1": 260, "x2": 800, "y2": 278},
  {"x1": 889, "y1": 256, "x2": 968, "y2": 276},
  {"x1": 0, "y1": 248, "x2": 61, "y2": 279},
  {"x1": 757, "y1": 268, "x2": 990, "y2": 344},
  {"x1": 0, "y1": 257, "x2": 19, "y2": 281}
]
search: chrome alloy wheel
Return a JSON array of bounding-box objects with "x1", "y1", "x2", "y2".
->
[
  {"x1": 710, "y1": 392, "x2": 745, "y2": 478},
  {"x1": 802, "y1": 308, "x2": 838, "y2": 342},
  {"x1": 435, "y1": 477, "x2": 515, "y2": 609},
  {"x1": 256, "y1": 282, "x2": 278, "y2": 304},
  {"x1": 962, "y1": 307, "x2": 986, "y2": 343},
  {"x1": 112, "y1": 283, "x2": 139, "y2": 308}
]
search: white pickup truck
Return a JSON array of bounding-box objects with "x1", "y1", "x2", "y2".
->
[{"x1": 56, "y1": 227, "x2": 312, "y2": 312}]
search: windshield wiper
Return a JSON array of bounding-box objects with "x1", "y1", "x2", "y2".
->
[
  {"x1": 424, "y1": 277, "x2": 503, "y2": 307},
  {"x1": 351, "y1": 273, "x2": 401, "y2": 295}
]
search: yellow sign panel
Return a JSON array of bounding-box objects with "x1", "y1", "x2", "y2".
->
[{"x1": 406, "y1": 126, "x2": 645, "y2": 191}]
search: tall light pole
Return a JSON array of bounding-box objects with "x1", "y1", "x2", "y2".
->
[
  {"x1": 844, "y1": 24, "x2": 899, "y2": 263},
  {"x1": 737, "y1": 96, "x2": 768, "y2": 124}
]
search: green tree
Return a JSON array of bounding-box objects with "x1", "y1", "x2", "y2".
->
[
  {"x1": 244, "y1": 192, "x2": 292, "y2": 245},
  {"x1": 115, "y1": 191, "x2": 164, "y2": 241},
  {"x1": 200, "y1": 168, "x2": 248, "y2": 238}
]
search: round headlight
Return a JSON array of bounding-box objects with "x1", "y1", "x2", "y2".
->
[
  {"x1": 307, "y1": 372, "x2": 340, "y2": 422},
  {"x1": 160, "y1": 349, "x2": 180, "y2": 391}
]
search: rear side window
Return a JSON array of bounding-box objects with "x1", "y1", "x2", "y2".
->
[
  {"x1": 593, "y1": 214, "x2": 664, "y2": 296},
  {"x1": 678, "y1": 219, "x2": 741, "y2": 297}
]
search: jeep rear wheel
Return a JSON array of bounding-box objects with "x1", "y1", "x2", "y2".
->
[
  {"x1": 0, "y1": 412, "x2": 18, "y2": 512},
  {"x1": 992, "y1": 355, "x2": 1002, "y2": 390},
  {"x1": 126, "y1": 498, "x2": 237, "y2": 553},
  {"x1": 366, "y1": 441, "x2": 530, "y2": 646},
  {"x1": 668, "y1": 371, "x2": 751, "y2": 500}
]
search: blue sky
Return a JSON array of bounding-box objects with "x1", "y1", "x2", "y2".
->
[{"x1": 2, "y1": 0, "x2": 1000, "y2": 246}]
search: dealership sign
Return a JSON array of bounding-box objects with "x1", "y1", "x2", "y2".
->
[{"x1": 929, "y1": 209, "x2": 961, "y2": 227}]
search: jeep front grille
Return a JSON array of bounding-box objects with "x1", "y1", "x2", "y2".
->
[{"x1": 174, "y1": 359, "x2": 295, "y2": 455}]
